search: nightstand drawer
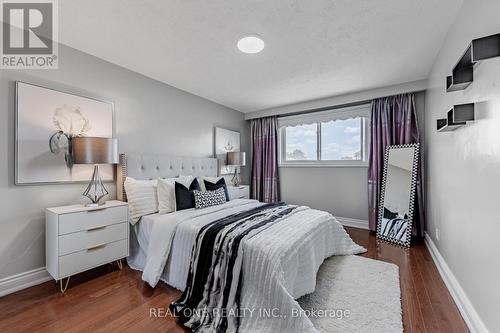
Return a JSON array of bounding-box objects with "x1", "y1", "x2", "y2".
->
[
  {"x1": 227, "y1": 187, "x2": 238, "y2": 200},
  {"x1": 59, "y1": 206, "x2": 128, "y2": 235},
  {"x1": 58, "y1": 222, "x2": 128, "y2": 256},
  {"x1": 58, "y1": 239, "x2": 128, "y2": 278},
  {"x1": 227, "y1": 186, "x2": 250, "y2": 200},
  {"x1": 239, "y1": 186, "x2": 249, "y2": 198}
]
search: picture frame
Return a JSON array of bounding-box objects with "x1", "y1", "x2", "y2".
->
[
  {"x1": 214, "y1": 127, "x2": 240, "y2": 175},
  {"x1": 15, "y1": 81, "x2": 115, "y2": 185}
]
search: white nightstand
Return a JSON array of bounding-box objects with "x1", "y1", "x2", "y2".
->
[
  {"x1": 45, "y1": 200, "x2": 129, "y2": 292},
  {"x1": 227, "y1": 185, "x2": 250, "y2": 200}
]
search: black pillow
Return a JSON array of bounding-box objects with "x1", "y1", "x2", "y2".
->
[
  {"x1": 204, "y1": 178, "x2": 229, "y2": 201},
  {"x1": 175, "y1": 178, "x2": 200, "y2": 211}
]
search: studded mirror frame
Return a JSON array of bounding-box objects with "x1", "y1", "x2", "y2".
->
[{"x1": 376, "y1": 143, "x2": 420, "y2": 248}]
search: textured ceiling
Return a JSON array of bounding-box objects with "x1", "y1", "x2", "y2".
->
[{"x1": 59, "y1": 0, "x2": 463, "y2": 112}]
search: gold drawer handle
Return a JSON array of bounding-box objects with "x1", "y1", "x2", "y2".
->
[
  {"x1": 86, "y1": 207, "x2": 107, "y2": 212},
  {"x1": 87, "y1": 225, "x2": 107, "y2": 232},
  {"x1": 87, "y1": 243, "x2": 106, "y2": 251}
]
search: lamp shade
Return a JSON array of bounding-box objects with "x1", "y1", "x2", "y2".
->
[
  {"x1": 72, "y1": 137, "x2": 118, "y2": 164},
  {"x1": 227, "y1": 151, "x2": 246, "y2": 166}
]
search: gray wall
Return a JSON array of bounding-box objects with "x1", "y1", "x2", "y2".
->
[
  {"x1": 280, "y1": 91, "x2": 425, "y2": 221},
  {"x1": 424, "y1": 0, "x2": 500, "y2": 330},
  {"x1": 0, "y1": 44, "x2": 248, "y2": 279}
]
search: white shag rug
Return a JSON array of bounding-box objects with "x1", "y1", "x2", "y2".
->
[{"x1": 298, "y1": 255, "x2": 403, "y2": 333}]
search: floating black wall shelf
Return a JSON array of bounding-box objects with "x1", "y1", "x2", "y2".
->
[
  {"x1": 446, "y1": 33, "x2": 500, "y2": 92},
  {"x1": 436, "y1": 103, "x2": 475, "y2": 132}
]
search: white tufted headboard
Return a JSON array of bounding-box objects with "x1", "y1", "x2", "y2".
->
[{"x1": 117, "y1": 153, "x2": 218, "y2": 202}]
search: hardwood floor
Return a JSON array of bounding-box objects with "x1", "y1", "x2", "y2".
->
[{"x1": 0, "y1": 227, "x2": 468, "y2": 333}]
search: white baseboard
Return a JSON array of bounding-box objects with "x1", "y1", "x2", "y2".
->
[
  {"x1": 424, "y1": 233, "x2": 489, "y2": 333},
  {"x1": 337, "y1": 217, "x2": 369, "y2": 230},
  {"x1": 0, "y1": 267, "x2": 52, "y2": 297}
]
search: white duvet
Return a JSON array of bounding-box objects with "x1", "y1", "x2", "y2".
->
[{"x1": 128, "y1": 199, "x2": 366, "y2": 332}]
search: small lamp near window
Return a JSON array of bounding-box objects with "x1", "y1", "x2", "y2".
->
[
  {"x1": 72, "y1": 137, "x2": 118, "y2": 207},
  {"x1": 226, "y1": 151, "x2": 246, "y2": 186}
]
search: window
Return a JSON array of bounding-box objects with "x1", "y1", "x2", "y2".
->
[
  {"x1": 284, "y1": 123, "x2": 317, "y2": 160},
  {"x1": 279, "y1": 105, "x2": 370, "y2": 167}
]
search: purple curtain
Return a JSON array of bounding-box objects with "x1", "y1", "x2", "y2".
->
[
  {"x1": 250, "y1": 116, "x2": 280, "y2": 202},
  {"x1": 368, "y1": 93, "x2": 425, "y2": 237}
]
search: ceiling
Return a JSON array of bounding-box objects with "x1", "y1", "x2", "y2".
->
[{"x1": 59, "y1": 0, "x2": 463, "y2": 113}]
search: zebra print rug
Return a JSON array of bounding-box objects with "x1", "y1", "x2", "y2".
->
[{"x1": 298, "y1": 255, "x2": 403, "y2": 333}]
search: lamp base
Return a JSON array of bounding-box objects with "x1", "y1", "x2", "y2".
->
[
  {"x1": 231, "y1": 168, "x2": 241, "y2": 187},
  {"x1": 83, "y1": 165, "x2": 109, "y2": 205}
]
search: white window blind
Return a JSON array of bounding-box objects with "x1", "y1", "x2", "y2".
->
[{"x1": 278, "y1": 104, "x2": 371, "y2": 128}]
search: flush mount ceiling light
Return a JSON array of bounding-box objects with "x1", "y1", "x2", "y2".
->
[{"x1": 237, "y1": 35, "x2": 265, "y2": 54}]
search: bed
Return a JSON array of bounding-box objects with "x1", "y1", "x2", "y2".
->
[{"x1": 118, "y1": 153, "x2": 366, "y2": 333}]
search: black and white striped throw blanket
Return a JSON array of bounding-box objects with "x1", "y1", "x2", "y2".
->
[{"x1": 170, "y1": 202, "x2": 297, "y2": 332}]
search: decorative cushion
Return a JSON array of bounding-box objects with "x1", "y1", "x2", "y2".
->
[
  {"x1": 197, "y1": 176, "x2": 223, "y2": 191},
  {"x1": 193, "y1": 188, "x2": 227, "y2": 209},
  {"x1": 204, "y1": 178, "x2": 229, "y2": 201},
  {"x1": 175, "y1": 178, "x2": 201, "y2": 211},
  {"x1": 124, "y1": 177, "x2": 158, "y2": 225},
  {"x1": 157, "y1": 175, "x2": 194, "y2": 214}
]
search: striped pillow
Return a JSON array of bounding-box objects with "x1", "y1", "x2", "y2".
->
[
  {"x1": 193, "y1": 188, "x2": 226, "y2": 209},
  {"x1": 124, "y1": 177, "x2": 158, "y2": 225}
]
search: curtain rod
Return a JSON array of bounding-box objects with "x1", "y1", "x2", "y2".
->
[{"x1": 247, "y1": 88, "x2": 425, "y2": 121}]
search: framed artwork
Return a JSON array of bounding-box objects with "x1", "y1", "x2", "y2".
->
[
  {"x1": 214, "y1": 127, "x2": 240, "y2": 175},
  {"x1": 15, "y1": 81, "x2": 114, "y2": 184}
]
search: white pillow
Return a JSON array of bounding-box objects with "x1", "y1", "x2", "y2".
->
[
  {"x1": 124, "y1": 177, "x2": 158, "y2": 225},
  {"x1": 157, "y1": 175, "x2": 194, "y2": 214},
  {"x1": 198, "y1": 176, "x2": 223, "y2": 191}
]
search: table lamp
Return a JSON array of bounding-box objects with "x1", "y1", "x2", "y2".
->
[
  {"x1": 226, "y1": 151, "x2": 246, "y2": 186},
  {"x1": 72, "y1": 137, "x2": 118, "y2": 207}
]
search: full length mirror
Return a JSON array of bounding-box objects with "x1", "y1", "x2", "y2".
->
[{"x1": 377, "y1": 144, "x2": 419, "y2": 247}]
